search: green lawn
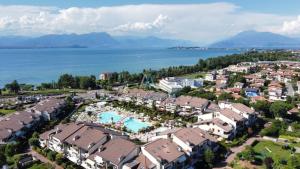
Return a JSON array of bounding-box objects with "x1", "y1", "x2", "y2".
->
[
  {"x1": 180, "y1": 72, "x2": 205, "y2": 79},
  {"x1": 253, "y1": 141, "x2": 291, "y2": 160},
  {"x1": 2, "y1": 89, "x2": 87, "y2": 96},
  {"x1": 280, "y1": 135, "x2": 300, "y2": 147},
  {"x1": 23, "y1": 89, "x2": 86, "y2": 95},
  {"x1": 253, "y1": 141, "x2": 300, "y2": 168},
  {"x1": 0, "y1": 109, "x2": 16, "y2": 115}
]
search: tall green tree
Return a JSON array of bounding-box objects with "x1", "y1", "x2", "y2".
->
[
  {"x1": 0, "y1": 145, "x2": 6, "y2": 166},
  {"x1": 29, "y1": 137, "x2": 39, "y2": 148},
  {"x1": 289, "y1": 156, "x2": 300, "y2": 168},
  {"x1": 5, "y1": 80, "x2": 20, "y2": 94},
  {"x1": 269, "y1": 101, "x2": 293, "y2": 118},
  {"x1": 204, "y1": 148, "x2": 215, "y2": 168},
  {"x1": 251, "y1": 100, "x2": 271, "y2": 117},
  {"x1": 78, "y1": 76, "x2": 96, "y2": 89},
  {"x1": 58, "y1": 74, "x2": 75, "y2": 88},
  {"x1": 264, "y1": 157, "x2": 274, "y2": 169},
  {"x1": 218, "y1": 92, "x2": 234, "y2": 101},
  {"x1": 5, "y1": 143, "x2": 17, "y2": 157}
]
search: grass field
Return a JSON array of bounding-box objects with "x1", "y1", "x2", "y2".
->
[
  {"x1": 232, "y1": 160, "x2": 263, "y2": 169},
  {"x1": 252, "y1": 141, "x2": 300, "y2": 169},
  {"x1": 0, "y1": 109, "x2": 16, "y2": 115},
  {"x1": 253, "y1": 141, "x2": 291, "y2": 160},
  {"x1": 279, "y1": 135, "x2": 300, "y2": 147},
  {"x1": 2, "y1": 89, "x2": 87, "y2": 96},
  {"x1": 233, "y1": 140, "x2": 300, "y2": 169},
  {"x1": 180, "y1": 72, "x2": 205, "y2": 79},
  {"x1": 24, "y1": 89, "x2": 86, "y2": 94}
]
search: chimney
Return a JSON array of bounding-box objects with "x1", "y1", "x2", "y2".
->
[
  {"x1": 56, "y1": 128, "x2": 62, "y2": 134},
  {"x1": 18, "y1": 120, "x2": 25, "y2": 125},
  {"x1": 177, "y1": 146, "x2": 183, "y2": 152},
  {"x1": 88, "y1": 142, "x2": 95, "y2": 149},
  {"x1": 98, "y1": 146, "x2": 104, "y2": 152},
  {"x1": 73, "y1": 135, "x2": 80, "y2": 141},
  {"x1": 118, "y1": 156, "x2": 125, "y2": 162}
]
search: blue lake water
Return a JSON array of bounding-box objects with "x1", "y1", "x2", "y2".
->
[{"x1": 0, "y1": 48, "x2": 241, "y2": 87}]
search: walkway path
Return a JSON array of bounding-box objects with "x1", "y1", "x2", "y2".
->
[
  {"x1": 226, "y1": 136, "x2": 260, "y2": 163},
  {"x1": 28, "y1": 149, "x2": 63, "y2": 169},
  {"x1": 213, "y1": 136, "x2": 262, "y2": 169}
]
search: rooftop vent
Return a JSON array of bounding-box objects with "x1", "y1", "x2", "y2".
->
[
  {"x1": 56, "y1": 128, "x2": 62, "y2": 134},
  {"x1": 98, "y1": 146, "x2": 105, "y2": 152},
  {"x1": 73, "y1": 135, "x2": 80, "y2": 141},
  {"x1": 119, "y1": 155, "x2": 125, "y2": 162}
]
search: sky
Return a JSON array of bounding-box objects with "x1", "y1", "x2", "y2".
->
[{"x1": 0, "y1": 0, "x2": 300, "y2": 45}]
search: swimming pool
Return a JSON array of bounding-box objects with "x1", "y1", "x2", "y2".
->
[
  {"x1": 245, "y1": 92, "x2": 258, "y2": 97},
  {"x1": 98, "y1": 111, "x2": 150, "y2": 133},
  {"x1": 124, "y1": 118, "x2": 150, "y2": 133},
  {"x1": 98, "y1": 111, "x2": 122, "y2": 124}
]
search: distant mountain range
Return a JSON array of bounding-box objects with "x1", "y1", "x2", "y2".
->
[
  {"x1": 1, "y1": 31, "x2": 299, "y2": 49},
  {"x1": 0, "y1": 32, "x2": 192, "y2": 49},
  {"x1": 210, "y1": 31, "x2": 300, "y2": 48}
]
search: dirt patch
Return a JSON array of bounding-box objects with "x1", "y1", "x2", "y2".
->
[{"x1": 238, "y1": 160, "x2": 261, "y2": 169}]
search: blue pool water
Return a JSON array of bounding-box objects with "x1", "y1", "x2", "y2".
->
[
  {"x1": 246, "y1": 92, "x2": 258, "y2": 97},
  {"x1": 98, "y1": 111, "x2": 122, "y2": 123},
  {"x1": 124, "y1": 118, "x2": 150, "y2": 133},
  {"x1": 98, "y1": 111, "x2": 150, "y2": 133}
]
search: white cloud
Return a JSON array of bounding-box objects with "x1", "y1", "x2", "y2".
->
[
  {"x1": 277, "y1": 16, "x2": 300, "y2": 36},
  {"x1": 0, "y1": 3, "x2": 295, "y2": 44},
  {"x1": 113, "y1": 14, "x2": 169, "y2": 33}
]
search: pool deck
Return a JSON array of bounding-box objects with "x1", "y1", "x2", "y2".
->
[
  {"x1": 75, "y1": 103, "x2": 154, "y2": 139},
  {"x1": 98, "y1": 110, "x2": 151, "y2": 133}
]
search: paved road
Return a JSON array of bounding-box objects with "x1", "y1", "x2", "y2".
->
[
  {"x1": 28, "y1": 149, "x2": 63, "y2": 169},
  {"x1": 226, "y1": 137, "x2": 260, "y2": 163}
]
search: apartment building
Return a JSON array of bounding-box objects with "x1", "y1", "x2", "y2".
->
[
  {"x1": 64, "y1": 126, "x2": 108, "y2": 164},
  {"x1": 132, "y1": 127, "x2": 218, "y2": 168},
  {"x1": 31, "y1": 97, "x2": 66, "y2": 121},
  {"x1": 172, "y1": 128, "x2": 217, "y2": 157},
  {"x1": 159, "y1": 77, "x2": 203, "y2": 93},
  {"x1": 123, "y1": 154, "x2": 156, "y2": 169},
  {"x1": 268, "y1": 81, "x2": 284, "y2": 101},
  {"x1": 0, "y1": 111, "x2": 41, "y2": 144},
  {"x1": 45, "y1": 123, "x2": 85, "y2": 153},
  {"x1": 141, "y1": 138, "x2": 187, "y2": 169},
  {"x1": 195, "y1": 118, "x2": 234, "y2": 139},
  {"x1": 197, "y1": 102, "x2": 256, "y2": 139},
  {"x1": 161, "y1": 96, "x2": 209, "y2": 114},
  {"x1": 86, "y1": 138, "x2": 139, "y2": 169},
  {"x1": 119, "y1": 88, "x2": 168, "y2": 108},
  {"x1": 39, "y1": 122, "x2": 136, "y2": 169},
  {"x1": 99, "y1": 72, "x2": 113, "y2": 81},
  {"x1": 226, "y1": 62, "x2": 256, "y2": 73},
  {"x1": 205, "y1": 71, "x2": 217, "y2": 81},
  {"x1": 40, "y1": 122, "x2": 222, "y2": 169}
]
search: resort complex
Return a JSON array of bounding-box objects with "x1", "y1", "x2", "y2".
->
[
  {"x1": 2, "y1": 0, "x2": 300, "y2": 168},
  {"x1": 1, "y1": 51, "x2": 300, "y2": 169}
]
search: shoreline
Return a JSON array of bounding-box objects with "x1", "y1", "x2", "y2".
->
[{"x1": 0, "y1": 48, "x2": 241, "y2": 87}]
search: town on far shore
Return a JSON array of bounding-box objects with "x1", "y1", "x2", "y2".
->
[{"x1": 1, "y1": 50, "x2": 300, "y2": 169}]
